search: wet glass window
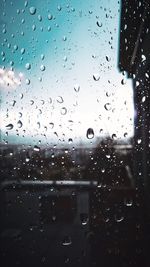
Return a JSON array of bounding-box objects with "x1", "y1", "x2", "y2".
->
[{"x1": 0, "y1": 0, "x2": 149, "y2": 267}]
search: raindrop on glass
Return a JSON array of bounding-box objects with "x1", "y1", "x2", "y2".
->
[
  {"x1": 112, "y1": 133, "x2": 117, "y2": 140},
  {"x1": 124, "y1": 198, "x2": 133, "y2": 207},
  {"x1": 29, "y1": 6, "x2": 36, "y2": 15},
  {"x1": 6, "y1": 124, "x2": 13, "y2": 130},
  {"x1": 34, "y1": 145, "x2": 40, "y2": 152},
  {"x1": 74, "y1": 84, "x2": 80, "y2": 92},
  {"x1": 37, "y1": 122, "x2": 40, "y2": 129},
  {"x1": 121, "y1": 78, "x2": 126, "y2": 85},
  {"x1": 32, "y1": 24, "x2": 36, "y2": 31},
  {"x1": 86, "y1": 128, "x2": 94, "y2": 139},
  {"x1": 124, "y1": 132, "x2": 128, "y2": 138},
  {"x1": 48, "y1": 14, "x2": 53, "y2": 20},
  {"x1": 57, "y1": 96, "x2": 64, "y2": 103},
  {"x1": 17, "y1": 120, "x2": 23, "y2": 128},
  {"x1": 68, "y1": 138, "x2": 73, "y2": 144},
  {"x1": 18, "y1": 112, "x2": 22, "y2": 118},
  {"x1": 106, "y1": 56, "x2": 111, "y2": 62},
  {"x1": 80, "y1": 213, "x2": 89, "y2": 226},
  {"x1": 38, "y1": 15, "x2": 42, "y2": 21},
  {"x1": 93, "y1": 73, "x2": 100, "y2": 81},
  {"x1": 26, "y1": 78, "x2": 30, "y2": 85},
  {"x1": 40, "y1": 65, "x2": 45, "y2": 71},
  {"x1": 62, "y1": 236, "x2": 72, "y2": 246},
  {"x1": 24, "y1": 1, "x2": 28, "y2": 7},
  {"x1": 114, "y1": 214, "x2": 124, "y2": 223},
  {"x1": 63, "y1": 36, "x2": 67, "y2": 41},
  {"x1": 49, "y1": 122, "x2": 54, "y2": 129},
  {"x1": 21, "y1": 48, "x2": 25, "y2": 54},
  {"x1": 104, "y1": 103, "x2": 111, "y2": 111},
  {"x1": 57, "y1": 5, "x2": 62, "y2": 11},
  {"x1": 30, "y1": 100, "x2": 34, "y2": 105},
  {"x1": 25, "y1": 63, "x2": 31, "y2": 70},
  {"x1": 41, "y1": 54, "x2": 45, "y2": 60},
  {"x1": 96, "y1": 21, "x2": 102, "y2": 27},
  {"x1": 61, "y1": 107, "x2": 67, "y2": 115}
]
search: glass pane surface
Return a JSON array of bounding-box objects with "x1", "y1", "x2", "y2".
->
[{"x1": 0, "y1": 0, "x2": 149, "y2": 267}]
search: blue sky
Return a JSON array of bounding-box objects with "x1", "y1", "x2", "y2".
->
[{"x1": 0, "y1": 0, "x2": 134, "y2": 146}]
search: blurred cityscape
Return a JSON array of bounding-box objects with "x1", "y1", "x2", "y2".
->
[
  {"x1": 0, "y1": 137, "x2": 133, "y2": 187},
  {"x1": 1, "y1": 135, "x2": 149, "y2": 267}
]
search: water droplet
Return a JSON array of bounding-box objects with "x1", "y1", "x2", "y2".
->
[
  {"x1": 11, "y1": 100, "x2": 16, "y2": 107},
  {"x1": 86, "y1": 128, "x2": 94, "y2": 139},
  {"x1": 104, "y1": 103, "x2": 111, "y2": 111},
  {"x1": 121, "y1": 78, "x2": 126, "y2": 85},
  {"x1": 2, "y1": 28, "x2": 7, "y2": 34},
  {"x1": 49, "y1": 97, "x2": 52, "y2": 104},
  {"x1": 106, "y1": 91, "x2": 111, "y2": 97},
  {"x1": 29, "y1": 6, "x2": 36, "y2": 15},
  {"x1": 124, "y1": 132, "x2": 128, "y2": 138},
  {"x1": 142, "y1": 96, "x2": 146, "y2": 102},
  {"x1": 115, "y1": 214, "x2": 124, "y2": 223},
  {"x1": 62, "y1": 236, "x2": 72, "y2": 246},
  {"x1": 41, "y1": 54, "x2": 45, "y2": 60},
  {"x1": 145, "y1": 72, "x2": 149, "y2": 78},
  {"x1": 37, "y1": 122, "x2": 40, "y2": 129},
  {"x1": 49, "y1": 122, "x2": 54, "y2": 129},
  {"x1": 63, "y1": 36, "x2": 67, "y2": 41},
  {"x1": 57, "y1": 5, "x2": 62, "y2": 11},
  {"x1": 112, "y1": 133, "x2": 117, "y2": 140},
  {"x1": 38, "y1": 109, "x2": 42, "y2": 115},
  {"x1": 20, "y1": 93, "x2": 23, "y2": 99},
  {"x1": 57, "y1": 96, "x2": 64, "y2": 103},
  {"x1": 48, "y1": 14, "x2": 53, "y2": 20},
  {"x1": 6, "y1": 124, "x2": 13, "y2": 130},
  {"x1": 30, "y1": 100, "x2": 34, "y2": 105},
  {"x1": 137, "y1": 139, "x2": 142, "y2": 144},
  {"x1": 124, "y1": 198, "x2": 133, "y2": 207},
  {"x1": 26, "y1": 78, "x2": 30, "y2": 85},
  {"x1": 14, "y1": 44, "x2": 18, "y2": 50},
  {"x1": 74, "y1": 84, "x2": 80, "y2": 92},
  {"x1": 21, "y1": 48, "x2": 25, "y2": 54},
  {"x1": 25, "y1": 63, "x2": 31, "y2": 70},
  {"x1": 24, "y1": 1, "x2": 28, "y2": 7},
  {"x1": 32, "y1": 24, "x2": 36, "y2": 31},
  {"x1": 63, "y1": 56, "x2": 67, "y2": 61},
  {"x1": 93, "y1": 73, "x2": 100, "y2": 81},
  {"x1": 96, "y1": 21, "x2": 102, "y2": 27},
  {"x1": 80, "y1": 213, "x2": 89, "y2": 226},
  {"x1": 38, "y1": 15, "x2": 42, "y2": 21},
  {"x1": 71, "y1": 7, "x2": 75, "y2": 12},
  {"x1": 18, "y1": 112, "x2": 22, "y2": 118},
  {"x1": 141, "y1": 54, "x2": 146, "y2": 62},
  {"x1": 106, "y1": 56, "x2": 111, "y2": 62},
  {"x1": 34, "y1": 145, "x2": 40, "y2": 152},
  {"x1": 68, "y1": 138, "x2": 73, "y2": 144},
  {"x1": 61, "y1": 107, "x2": 67, "y2": 115},
  {"x1": 40, "y1": 65, "x2": 45, "y2": 71},
  {"x1": 25, "y1": 156, "x2": 30, "y2": 162},
  {"x1": 17, "y1": 120, "x2": 23, "y2": 128}
]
